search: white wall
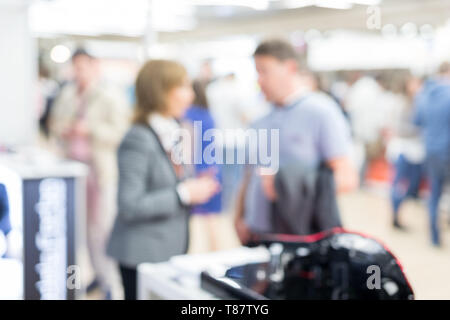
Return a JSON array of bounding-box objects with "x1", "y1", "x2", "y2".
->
[
  {"x1": 0, "y1": 0, "x2": 37, "y2": 146},
  {"x1": 307, "y1": 31, "x2": 430, "y2": 72}
]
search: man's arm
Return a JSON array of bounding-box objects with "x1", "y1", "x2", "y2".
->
[
  {"x1": 234, "y1": 167, "x2": 252, "y2": 245},
  {"x1": 318, "y1": 100, "x2": 359, "y2": 193},
  {"x1": 327, "y1": 157, "x2": 359, "y2": 193}
]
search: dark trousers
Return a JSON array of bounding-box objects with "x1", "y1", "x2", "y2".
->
[{"x1": 119, "y1": 264, "x2": 137, "y2": 300}]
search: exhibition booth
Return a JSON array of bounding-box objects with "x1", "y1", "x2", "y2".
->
[{"x1": 1, "y1": 0, "x2": 450, "y2": 301}]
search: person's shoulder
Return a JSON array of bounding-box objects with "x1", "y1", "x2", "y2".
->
[
  {"x1": 56, "y1": 82, "x2": 77, "y2": 99},
  {"x1": 301, "y1": 92, "x2": 341, "y2": 116},
  {"x1": 199, "y1": 108, "x2": 215, "y2": 125},
  {"x1": 249, "y1": 110, "x2": 274, "y2": 129},
  {"x1": 95, "y1": 82, "x2": 126, "y2": 100},
  {"x1": 58, "y1": 81, "x2": 76, "y2": 91},
  {"x1": 185, "y1": 106, "x2": 215, "y2": 125},
  {"x1": 120, "y1": 124, "x2": 158, "y2": 151},
  {"x1": 52, "y1": 83, "x2": 76, "y2": 110},
  {"x1": 187, "y1": 105, "x2": 210, "y2": 117}
]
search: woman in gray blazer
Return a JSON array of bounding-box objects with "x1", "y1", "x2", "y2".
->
[{"x1": 107, "y1": 60, "x2": 220, "y2": 300}]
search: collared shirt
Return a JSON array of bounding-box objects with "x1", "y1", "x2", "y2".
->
[
  {"x1": 148, "y1": 113, "x2": 181, "y2": 152},
  {"x1": 282, "y1": 85, "x2": 311, "y2": 107},
  {"x1": 148, "y1": 113, "x2": 191, "y2": 205}
]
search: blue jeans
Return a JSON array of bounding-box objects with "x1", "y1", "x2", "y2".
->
[
  {"x1": 426, "y1": 155, "x2": 450, "y2": 245},
  {"x1": 390, "y1": 154, "x2": 424, "y2": 218}
]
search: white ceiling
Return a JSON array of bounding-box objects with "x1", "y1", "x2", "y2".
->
[{"x1": 30, "y1": 0, "x2": 385, "y2": 37}]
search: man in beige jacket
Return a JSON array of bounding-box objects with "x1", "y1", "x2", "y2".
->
[{"x1": 50, "y1": 48, "x2": 130, "y2": 299}]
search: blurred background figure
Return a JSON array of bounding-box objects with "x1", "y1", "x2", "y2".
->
[
  {"x1": 414, "y1": 62, "x2": 450, "y2": 246},
  {"x1": 183, "y1": 80, "x2": 223, "y2": 251},
  {"x1": 0, "y1": 183, "x2": 11, "y2": 258},
  {"x1": 345, "y1": 73, "x2": 386, "y2": 186},
  {"x1": 49, "y1": 48, "x2": 130, "y2": 299},
  {"x1": 303, "y1": 70, "x2": 349, "y2": 120},
  {"x1": 198, "y1": 59, "x2": 216, "y2": 86},
  {"x1": 37, "y1": 60, "x2": 59, "y2": 138},
  {"x1": 386, "y1": 74, "x2": 425, "y2": 230}
]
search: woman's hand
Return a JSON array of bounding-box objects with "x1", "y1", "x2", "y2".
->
[
  {"x1": 327, "y1": 157, "x2": 359, "y2": 193},
  {"x1": 62, "y1": 121, "x2": 89, "y2": 139},
  {"x1": 180, "y1": 175, "x2": 220, "y2": 205}
]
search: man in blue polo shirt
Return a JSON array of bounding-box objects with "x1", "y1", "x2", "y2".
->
[
  {"x1": 414, "y1": 62, "x2": 450, "y2": 246},
  {"x1": 234, "y1": 39, "x2": 358, "y2": 243}
]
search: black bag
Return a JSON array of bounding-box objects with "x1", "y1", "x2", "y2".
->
[{"x1": 272, "y1": 162, "x2": 342, "y2": 235}]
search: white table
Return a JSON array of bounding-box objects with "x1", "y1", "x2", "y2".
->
[{"x1": 137, "y1": 246, "x2": 270, "y2": 300}]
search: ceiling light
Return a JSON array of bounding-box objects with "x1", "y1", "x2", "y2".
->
[
  {"x1": 315, "y1": 0, "x2": 352, "y2": 10},
  {"x1": 346, "y1": 0, "x2": 382, "y2": 5},
  {"x1": 381, "y1": 24, "x2": 397, "y2": 38},
  {"x1": 400, "y1": 22, "x2": 418, "y2": 39},
  {"x1": 283, "y1": 0, "x2": 315, "y2": 9},
  {"x1": 284, "y1": 0, "x2": 353, "y2": 10},
  {"x1": 189, "y1": 0, "x2": 270, "y2": 10},
  {"x1": 419, "y1": 24, "x2": 434, "y2": 40},
  {"x1": 50, "y1": 45, "x2": 71, "y2": 63}
]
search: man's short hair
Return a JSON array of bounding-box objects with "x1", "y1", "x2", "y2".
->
[
  {"x1": 253, "y1": 39, "x2": 300, "y2": 63},
  {"x1": 71, "y1": 47, "x2": 93, "y2": 61},
  {"x1": 438, "y1": 61, "x2": 450, "y2": 75}
]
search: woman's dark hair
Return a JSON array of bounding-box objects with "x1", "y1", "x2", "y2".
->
[{"x1": 192, "y1": 80, "x2": 209, "y2": 109}]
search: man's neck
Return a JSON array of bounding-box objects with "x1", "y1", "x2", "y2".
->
[{"x1": 275, "y1": 78, "x2": 310, "y2": 107}]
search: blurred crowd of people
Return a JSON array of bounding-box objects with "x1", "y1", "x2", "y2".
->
[
  {"x1": 332, "y1": 66, "x2": 450, "y2": 246},
  {"x1": 33, "y1": 38, "x2": 450, "y2": 300}
]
